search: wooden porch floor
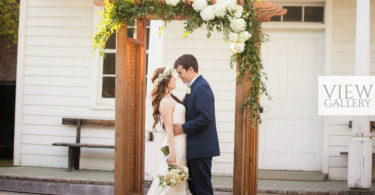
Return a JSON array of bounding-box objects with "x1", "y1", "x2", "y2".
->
[{"x1": 0, "y1": 166, "x2": 374, "y2": 194}]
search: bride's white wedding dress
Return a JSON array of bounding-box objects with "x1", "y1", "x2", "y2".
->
[{"x1": 147, "y1": 101, "x2": 187, "y2": 195}]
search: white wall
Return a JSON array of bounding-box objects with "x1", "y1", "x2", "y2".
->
[
  {"x1": 327, "y1": 0, "x2": 375, "y2": 180},
  {"x1": 14, "y1": 0, "x2": 115, "y2": 170}
]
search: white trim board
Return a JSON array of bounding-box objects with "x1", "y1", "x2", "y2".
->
[
  {"x1": 13, "y1": 0, "x2": 28, "y2": 165},
  {"x1": 321, "y1": 0, "x2": 333, "y2": 174}
]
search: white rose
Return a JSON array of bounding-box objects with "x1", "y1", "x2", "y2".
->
[
  {"x1": 192, "y1": 0, "x2": 207, "y2": 11},
  {"x1": 234, "y1": 5, "x2": 243, "y2": 18},
  {"x1": 230, "y1": 42, "x2": 245, "y2": 53},
  {"x1": 213, "y1": 3, "x2": 227, "y2": 18},
  {"x1": 238, "y1": 31, "x2": 251, "y2": 42},
  {"x1": 230, "y1": 18, "x2": 246, "y2": 32},
  {"x1": 226, "y1": 0, "x2": 237, "y2": 11},
  {"x1": 200, "y1": 5, "x2": 215, "y2": 21},
  {"x1": 165, "y1": 0, "x2": 180, "y2": 6},
  {"x1": 229, "y1": 32, "x2": 238, "y2": 42},
  {"x1": 172, "y1": 173, "x2": 179, "y2": 180}
]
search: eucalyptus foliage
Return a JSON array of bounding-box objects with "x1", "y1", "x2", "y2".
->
[{"x1": 92, "y1": 0, "x2": 270, "y2": 126}]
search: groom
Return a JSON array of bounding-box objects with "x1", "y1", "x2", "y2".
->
[{"x1": 173, "y1": 54, "x2": 220, "y2": 195}]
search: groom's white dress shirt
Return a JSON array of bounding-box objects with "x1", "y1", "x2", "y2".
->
[{"x1": 189, "y1": 74, "x2": 200, "y2": 86}]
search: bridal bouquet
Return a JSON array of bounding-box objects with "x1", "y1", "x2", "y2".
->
[{"x1": 157, "y1": 164, "x2": 189, "y2": 187}]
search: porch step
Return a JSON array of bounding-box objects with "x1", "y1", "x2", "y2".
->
[
  {"x1": 258, "y1": 170, "x2": 328, "y2": 181},
  {"x1": 0, "y1": 167, "x2": 114, "y2": 195},
  {"x1": 0, "y1": 167, "x2": 363, "y2": 195}
]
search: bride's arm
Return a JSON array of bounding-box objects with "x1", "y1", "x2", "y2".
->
[{"x1": 160, "y1": 98, "x2": 176, "y2": 164}]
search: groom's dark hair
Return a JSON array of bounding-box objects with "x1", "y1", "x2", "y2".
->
[{"x1": 174, "y1": 54, "x2": 199, "y2": 73}]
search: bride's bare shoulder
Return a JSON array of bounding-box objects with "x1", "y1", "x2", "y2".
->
[{"x1": 159, "y1": 96, "x2": 176, "y2": 110}]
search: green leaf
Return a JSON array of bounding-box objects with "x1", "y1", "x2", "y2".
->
[{"x1": 161, "y1": 145, "x2": 169, "y2": 156}]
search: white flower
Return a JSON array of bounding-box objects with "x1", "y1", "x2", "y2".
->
[
  {"x1": 238, "y1": 31, "x2": 251, "y2": 42},
  {"x1": 230, "y1": 42, "x2": 245, "y2": 53},
  {"x1": 234, "y1": 5, "x2": 243, "y2": 18},
  {"x1": 153, "y1": 66, "x2": 174, "y2": 87},
  {"x1": 200, "y1": 5, "x2": 215, "y2": 21},
  {"x1": 183, "y1": 166, "x2": 189, "y2": 173},
  {"x1": 165, "y1": 0, "x2": 180, "y2": 6},
  {"x1": 230, "y1": 18, "x2": 246, "y2": 32},
  {"x1": 186, "y1": 87, "x2": 191, "y2": 94},
  {"x1": 225, "y1": 0, "x2": 238, "y2": 11},
  {"x1": 213, "y1": 3, "x2": 227, "y2": 18},
  {"x1": 192, "y1": 0, "x2": 207, "y2": 11},
  {"x1": 229, "y1": 32, "x2": 238, "y2": 42}
]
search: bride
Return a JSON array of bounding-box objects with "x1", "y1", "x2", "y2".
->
[{"x1": 147, "y1": 66, "x2": 188, "y2": 195}]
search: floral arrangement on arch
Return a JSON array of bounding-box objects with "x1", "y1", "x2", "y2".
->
[
  {"x1": 165, "y1": 0, "x2": 252, "y2": 54},
  {"x1": 93, "y1": 0, "x2": 269, "y2": 125}
]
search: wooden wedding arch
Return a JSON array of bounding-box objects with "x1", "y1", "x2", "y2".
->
[{"x1": 92, "y1": 0, "x2": 286, "y2": 194}]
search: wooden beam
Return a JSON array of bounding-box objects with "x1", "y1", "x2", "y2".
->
[
  {"x1": 115, "y1": 19, "x2": 147, "y2": 195},
  {"x1": 233, "y1": 2, "x2": 285, "y2": 194},
  {"x1": 114, "y1": 25, "x2": 128, "y2": 195},
  {"x1": 145, "y1": 15, "x2": 188, "y2": 20},
  {"x1": 92, "y1": 0, "x2": 112, "y2": 6},
  {"x1": 146, "y1": 3, "x2": 286, "y2": 21},
  {"x1": 128, "y1": 38, "x2": 146, "y2": 45},
  {"x1": 254, "y1": 1, "x2": 287, "y2": 22},
  {"x1": 93, "y1": 0, "x2": 286, "y2": 23},
  {"x1": 233, "y1": 69, "x2": 259, "y2": 195},
  {"x1": 62, "y1": 118, "x2": 115, "y2": 127},
  {"x1": 135, "y1": 19, "x2": 147, "y2": 195}
]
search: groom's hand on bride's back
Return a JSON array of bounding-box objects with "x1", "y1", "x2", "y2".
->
[{"x1": 173, "y1": 123, "x2": 184, "y2": 136}]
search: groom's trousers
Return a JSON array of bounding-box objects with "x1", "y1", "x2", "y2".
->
[{"x1": 187, "y1": 157, "x2": 213, "y2": 195}]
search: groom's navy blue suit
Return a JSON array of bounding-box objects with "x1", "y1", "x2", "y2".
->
[{"x1": 182, "y1": 75, "x2": 220, "y2": 195}]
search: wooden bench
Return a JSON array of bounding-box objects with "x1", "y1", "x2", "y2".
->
[
  {"x1": 53, "y1": 118, "x2": 115, "y2": 171},
  {"x1": 348, "y1": 120, "x2": 375, "y2": 129}
]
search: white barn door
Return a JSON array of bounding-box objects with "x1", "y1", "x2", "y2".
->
[{"x1": 259, "y1": 30, "x2": 324, "y2": 171}]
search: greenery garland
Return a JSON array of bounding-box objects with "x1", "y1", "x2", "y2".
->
[
  {"x1": 92, "y1": 0, "x2": 270, "y2": 126},
  {"x1": 0, "y1": 0, "x2": 19, "y2": 44}
]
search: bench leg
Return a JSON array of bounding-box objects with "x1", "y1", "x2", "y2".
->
[
  {"x1": 68, "y1": 147, "x2": 73, "y2": 171},
  {"x1": 68, "y1": 147, "x2": 80, "y2": 171}
]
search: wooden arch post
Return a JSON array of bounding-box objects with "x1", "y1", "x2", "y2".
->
[
  {"x1": 108, "y1": 0, "x2": 286, "y2": 194},
  {"x1": 115, "y1": 19, "x2": 147, "y2": 195},
  {"x1": 233, "y1": 3, "x2": 286, "y2": 194}
]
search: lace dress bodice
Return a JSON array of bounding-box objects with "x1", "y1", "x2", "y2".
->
[
  {"x1": 172, "y1": 102, "x2": 186, "y2": 124},
  {"x1": 160, "y1": 101, "x2": 186, "y2": 147}
]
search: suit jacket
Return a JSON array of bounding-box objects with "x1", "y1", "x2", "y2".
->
[{"x1": 182, "y1": 75, "x2": 220, "y2": 160}]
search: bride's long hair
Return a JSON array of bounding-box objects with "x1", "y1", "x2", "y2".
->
[{"x1": 151, "y1": 67, "x2": 183, "y2": 129}]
